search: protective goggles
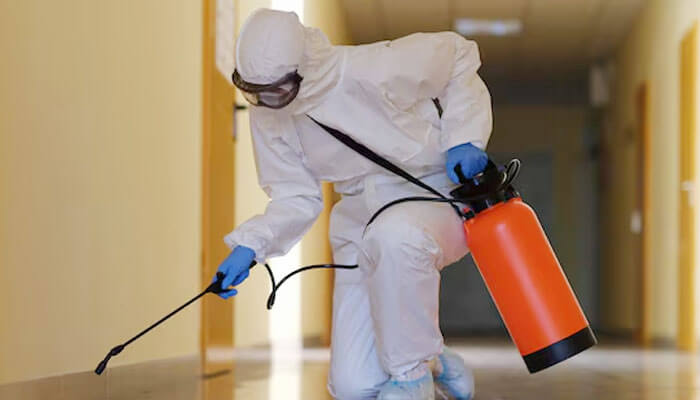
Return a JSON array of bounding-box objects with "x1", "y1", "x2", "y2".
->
[{"x1": 232, "y1": 69, "x2": 303, "y2": 109}]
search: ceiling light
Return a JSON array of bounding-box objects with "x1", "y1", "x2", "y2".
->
[{"x1": 454, "y1": 18, "x2": 523, "y2": 37}]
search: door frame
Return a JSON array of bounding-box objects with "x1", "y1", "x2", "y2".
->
[
  {"x1": 635, "y1": 82, "x2": 653, "y2": 346},
  {"x1": 678, "y1": 21, "x2": 698, "y2": 351},
  {"x1": 200, "y1": 0, "x2": 236, "y2": 366}
]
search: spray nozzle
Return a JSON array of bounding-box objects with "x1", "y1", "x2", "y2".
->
[{"x1": 94, "y1": 344, "x2": 125, "y2": 375}]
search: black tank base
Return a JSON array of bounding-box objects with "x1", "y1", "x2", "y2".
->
[{"x1": 522, "y1": 326, "x2": 597, "y2": 374}]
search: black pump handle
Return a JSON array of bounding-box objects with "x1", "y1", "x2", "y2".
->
[
  {"x1": 454, "y1": 164, "x2": 468, "y2": 184},
  {"x1": 453, "y1": 159, "x2": 498, "y2": 184}
]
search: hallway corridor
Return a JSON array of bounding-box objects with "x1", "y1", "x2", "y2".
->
[{"x1": 3, "y1": 1, "x2": 700, "y2": 399}]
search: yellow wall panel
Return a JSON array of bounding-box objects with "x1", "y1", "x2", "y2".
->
[{"x1": 0, "y1": 0, "x2": 202, "y2": 383}]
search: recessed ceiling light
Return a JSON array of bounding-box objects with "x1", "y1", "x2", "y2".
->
[{"x1": 454, "y1": 18, "x2": 523, "y2": 37}]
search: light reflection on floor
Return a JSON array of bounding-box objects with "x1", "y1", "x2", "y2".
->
[
  {"x1": 266, "y1": 243, "x2": 304, "y2": 400},
  {"x1": 2, "y1": 338, "x2": 700, "y2": 399}
]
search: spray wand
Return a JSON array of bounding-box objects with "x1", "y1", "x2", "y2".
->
[
  {"x1": 94, "y1": 270, "x2": 238, "y2": 375},
  {"x1": 95, "y1": 260, "x2": 354, "y2": 375}
]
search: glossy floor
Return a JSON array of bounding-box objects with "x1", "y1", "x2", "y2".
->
[{"x1": 1, "y1": 338, "x2": 699, "y2": 399}]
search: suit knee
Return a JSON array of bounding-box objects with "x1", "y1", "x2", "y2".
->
[{"x1": 361, "y1": 212, "x2": 442, "y2": 271}]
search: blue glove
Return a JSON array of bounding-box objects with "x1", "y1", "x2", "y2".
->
[
  {"x1": 212, "y1": 245, "x2": 256, "y2": 299},
  {"x1": 445, "y1": 143, "x2": 488, "y2": 184}
]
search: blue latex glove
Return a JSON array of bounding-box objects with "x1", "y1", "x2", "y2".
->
[
  {"x1": 212, "y1": 245, "x2": 256, "y2": 299},
  {"x1": 445, "y1": 143, "x2": 488, "y2": 184}
]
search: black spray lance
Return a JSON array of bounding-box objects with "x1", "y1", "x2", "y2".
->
[
  {"x1": 94, "y1": 271, "x2": 232, "y2": 375},
  {"x1": 94, "y1": 262, "x2": 355, "y2": 375}
]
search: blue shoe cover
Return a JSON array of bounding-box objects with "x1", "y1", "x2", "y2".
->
[
  {"x1": 378, "y1": 365, "x2": 434, "y2": 400},
  {"x1": 434, "y1": 348, "x2": 474, "y2": 400}
]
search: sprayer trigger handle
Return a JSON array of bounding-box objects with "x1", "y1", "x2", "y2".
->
[{"x1": 206, "y1": 272, "x2": 227, "y2": 294}]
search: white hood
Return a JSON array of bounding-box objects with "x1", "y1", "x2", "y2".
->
[{"x1": 236, "y1": 8, "x2": 343, "y2": 114}]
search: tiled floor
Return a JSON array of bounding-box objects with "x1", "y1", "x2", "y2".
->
[{"x1": 1, "y1": 338, "x2": 699, "y2": 399}]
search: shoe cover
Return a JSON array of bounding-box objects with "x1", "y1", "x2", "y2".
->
[
  {"x1": 378, "y1": 366, "x2": 435, "y2": 400},
  {"x1": 434, "y1": 348, "x2": 474, "y2": 400}
]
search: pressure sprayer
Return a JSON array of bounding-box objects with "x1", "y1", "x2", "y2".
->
[
  {"x1": 95, "y1": 116, "x2": 595, "y2": 375},
  {"x1": 449, "y1": 160, "x2": 597, "y2": 372}
]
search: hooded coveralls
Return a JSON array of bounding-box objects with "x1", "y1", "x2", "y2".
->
[{"x1": 227, "y1": 9, "x2": 492, "y2": 399}]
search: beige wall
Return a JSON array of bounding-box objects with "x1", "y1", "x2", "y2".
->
[
  {"x1": 305, "y1": 0, "x2": 352, "y2": 46},
  {"x1": 602, "y1": 0, "x2": 700, "y2": 339},
  {"x1": 0, "y1": 0, "x2": 202, "y2": 384},
  {"x1": 232, "y1": 0, "x2": 351, "y2": 347}
]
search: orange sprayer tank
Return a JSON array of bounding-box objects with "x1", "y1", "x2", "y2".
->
[{"x1": 451, "y1": 160, "x2": 596, "y2": 373}]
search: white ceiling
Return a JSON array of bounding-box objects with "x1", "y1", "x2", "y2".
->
[{"x1": 340, "y1": 0, "x2": 644, "y2": 80}]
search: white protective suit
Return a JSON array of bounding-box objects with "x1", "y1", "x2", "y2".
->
[{"x1": 226, "y1": 9, "x2": 492, "y2": 400}]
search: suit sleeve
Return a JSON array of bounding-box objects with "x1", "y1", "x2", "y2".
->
[
  {"x1": 224, "y1": 110, "x2": 323, "y2": 262},
  {"x1": 436, "y1": 33, "x2": 493, "y2": 151}
]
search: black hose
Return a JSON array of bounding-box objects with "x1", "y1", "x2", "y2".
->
[
  {"x1": 260, "y1": 263, "x2": 358, "y2": 309},
  {"x1": 259, "y1": 159, "x2": 522, "y2": 310}
]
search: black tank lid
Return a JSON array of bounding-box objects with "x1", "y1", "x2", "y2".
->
[{"x1": 450, "y1": 160, "x2": 520, "y2": 216}]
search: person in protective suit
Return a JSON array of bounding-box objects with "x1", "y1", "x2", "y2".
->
[{"x1": 215, "y1": 8, "x2": 492, "y2": 400}]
